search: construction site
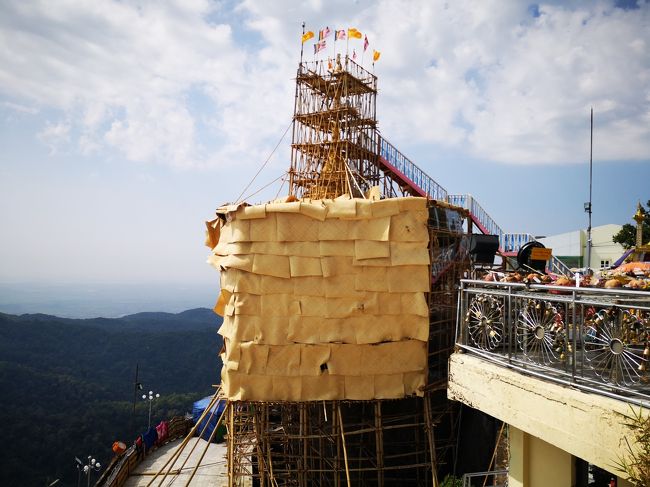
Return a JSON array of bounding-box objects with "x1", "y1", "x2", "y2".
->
[
  {"x1": 205, "y1": 54, "x2": 470, "y2": 486},
  {"x1": 96, "y1": 47, "x2": 650, "y2": 487}
]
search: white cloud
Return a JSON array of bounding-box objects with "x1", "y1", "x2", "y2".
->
[
  {"x1": 37, "y1": 120, "x2": 71, "y2": 153},
  {"x1": 0, "y1": 0, "x2": 648, "y2": 167}
]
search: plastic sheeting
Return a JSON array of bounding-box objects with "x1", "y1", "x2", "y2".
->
[
  {"x1": 192, "y1": 396, "x2": 227, "y2": 442},
  {"x1": 207, "y1": 196, "x2": 431, "y2": 401}
]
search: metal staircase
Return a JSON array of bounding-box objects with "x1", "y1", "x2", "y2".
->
[{"x1": 374, "y1": 135, "x2": 572, "y2": 275}]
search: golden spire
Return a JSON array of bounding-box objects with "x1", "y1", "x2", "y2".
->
[{"x1": 633, "y1": 202, "x2": 647, "y2": 250}]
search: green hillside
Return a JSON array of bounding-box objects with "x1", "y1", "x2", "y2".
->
[{"x1": 0, "y1": 308, "x2": 223, "y2": 487}]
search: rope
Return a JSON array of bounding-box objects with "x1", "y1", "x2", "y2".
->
[
  {"x1": 239, "y1": 172, "x2": 288, "y2": 203},
  {"x1": 234, "y1": 120, "x2": 293, "y2": 204},
  {"x1": 274, "y1": 174, "x2": 289, "y2": 200}
]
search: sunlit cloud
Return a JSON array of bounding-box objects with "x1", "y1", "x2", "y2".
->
[{"x1": 0, "y1": 0, "x2": 648, "y2": 167}]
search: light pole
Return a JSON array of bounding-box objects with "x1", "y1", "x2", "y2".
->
[
  {"x1": 142, "y1": 390, "x2": 160, "y2": 429},
  {"x1": 77, "y1": 455, "x2": 101, "y2": 487}
]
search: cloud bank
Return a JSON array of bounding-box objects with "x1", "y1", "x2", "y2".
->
[{"x1": 0, "y1": 0, "x2": 648, "y2": 167}]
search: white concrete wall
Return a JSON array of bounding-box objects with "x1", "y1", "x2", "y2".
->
[
  {"x1": 539, "y1": 230, "x2": 583, "y2": 257},
  {"x1": 447, "y1": 353, "x2": 637, "y2": 477},
  {"x1": 539, "y1": 224, "x2": 624, "y2": 269},
  {"x1": 589, "y1": 224, "x2": 625, "y2": 269}
]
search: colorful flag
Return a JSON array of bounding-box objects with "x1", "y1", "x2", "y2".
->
[
  {"x1": 348, "y1": 28, "x2": 362, "y2": 39},
  {"x1": 314, "y1": 39, "x2": 327, "y2": 54},
  {"x1": 373, "y1": 50, "x2": 381, "y2": 62},
  {"x1": 302, "y1": 31, "x2": 314, "y2": 44},
  {"x1": 363, "y1": 35, "x2": 369, "y2": 51},
  {"x1": 352, "y1": 49, "x2": 357, "y2": 60},
  {"x1": 318, "y1": 26, "x2": 331, "y2": 41},
  {"x1": 335, "y1": 29, "x2": 346, "y2": 40}
]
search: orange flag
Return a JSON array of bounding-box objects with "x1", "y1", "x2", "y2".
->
[
  {"x1": 373, "y1": 50, "x2": 381, "y2": 62},
  {"x1": 302, "y1": 31, "x2": 314, "y2": 44},
  {"x1": 348, "y1": 28, "x2": 362, "y2": 39}
]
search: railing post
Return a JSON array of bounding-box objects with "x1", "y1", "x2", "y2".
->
[
  {"x1": 507, "y1": 285, "x2": 513, "y2": 362},
  {"x1": 572, "y1": 291, "x2": 578, "y2": 381}
]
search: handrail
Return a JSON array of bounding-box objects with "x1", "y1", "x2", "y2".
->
[
  {"x1": 455, "y1": 280, "x2": 650, "y2": 407},
  {"x1": 447, "y1": 194, "x2": 532, "y2": 252},
  {"x1": 376, "y1": 135, "x2": 448, "y2": 201},
  {"x1": 371, "y1": 144, "x2": 568, "y2": 272}
]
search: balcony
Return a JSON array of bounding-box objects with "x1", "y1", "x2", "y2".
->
[
  {"x1": 449, "y1": 280, "x2": 650, "y2": 486},
  {"x1": 454, "y1": 279, "x2": 650, "y2": 406}
]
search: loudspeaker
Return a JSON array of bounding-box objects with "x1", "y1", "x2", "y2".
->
[{"x1": 469, "y1": 234, "x2": 500, "y2": 264}]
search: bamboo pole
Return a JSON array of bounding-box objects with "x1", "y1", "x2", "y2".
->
[
  {"x1": 374, "y1": 401, "x2": 384, "y2": 487},
  {"x1": 300, "y1": 404, "x2": 308, "y2": 486},
  {"x1": 172, "y1": 398, "x2": 225, "y2": 476},
  {"x1": 253, "y1": 406, "x2": 266, "y2": 487},
  {"x1": 424, "y1": 395, "x2": 439, "y2": 487},
  {"x1": 337, "y1": 405, "x2": 351, "y2": 487},
  {"x1": 228, "y1": 404, "x2": 234, "y2": 487},
  {"x1": 183, "y1": 403, "x2": 229, "y2": 487},
  {"x1": 482, "y1": 422, "x2": 506, "y2": 487},
  {"x1": 146, "y1": 387, "x2": 222, "y2": 487}
]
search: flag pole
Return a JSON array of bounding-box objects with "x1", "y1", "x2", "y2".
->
[
  {"x1": 300, "y1": 21, "x2": 305, "y2": 64},
  {"x1": 346, "y1": 30, "x2": 349, "y2": 61}
]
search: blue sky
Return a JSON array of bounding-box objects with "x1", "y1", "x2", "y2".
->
[{"x1": 0, "y1": 0, "x2": 649, "y2": 314}]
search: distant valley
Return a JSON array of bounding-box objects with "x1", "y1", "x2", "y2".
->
[{"x1": 0, "y1": 307, "x2": 223, "y2": 487}]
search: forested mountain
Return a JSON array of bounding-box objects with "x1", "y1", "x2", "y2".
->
[{"x1": 0, "y1": 308, "x2": 223, "y2": 487}]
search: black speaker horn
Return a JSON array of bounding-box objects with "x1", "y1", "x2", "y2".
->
[{"x1": 469, "y1": 234, "x2": 500, "y2": 265}]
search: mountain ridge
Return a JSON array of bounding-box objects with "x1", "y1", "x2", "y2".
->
[{"x1": 0, "y1": 307, "x2": 222, "y2": 487}]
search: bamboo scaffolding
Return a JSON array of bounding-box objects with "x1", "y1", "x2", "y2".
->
[{"x1": 220, "y1": 60, "x2": 470, "y2": 486}]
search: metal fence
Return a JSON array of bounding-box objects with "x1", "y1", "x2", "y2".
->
[
  {"x1": 461, "y1": 469, "x2": 508, "y2": 487},
  {"x1": 456, "y1": 280, "x2": 650, "y2": 406}
]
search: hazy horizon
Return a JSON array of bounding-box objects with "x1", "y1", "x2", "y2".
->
[
  {"x1": 0, "y1": 281, "x2": 217, "y2": 319},
  {"x1": 1, "y1": 1, "x2": 648, "y2": 297}
]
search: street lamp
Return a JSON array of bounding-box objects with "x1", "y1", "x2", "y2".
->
[
  {"x1": 142, "y1": 390, "x2": 160, "y2": 429},
  {"x1": 76, "y1": 455, "x2": 101, "y2": 487}
]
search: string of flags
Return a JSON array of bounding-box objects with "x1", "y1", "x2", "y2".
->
[{"x1": 301, "y1": 26, "x2": 381, "y2": 63}]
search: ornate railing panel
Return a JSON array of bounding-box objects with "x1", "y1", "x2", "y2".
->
[{"x1": 456, "y1": 280, "x2": 650, "y2": 405}]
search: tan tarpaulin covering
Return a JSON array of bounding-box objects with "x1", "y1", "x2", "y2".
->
[{"x1": 207, "y1": 196, "x2": 430, "y2": 401}]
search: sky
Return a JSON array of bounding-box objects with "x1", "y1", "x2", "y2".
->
[{"x1": 0, "y1": 0, "x2": 649, "y2": 315}]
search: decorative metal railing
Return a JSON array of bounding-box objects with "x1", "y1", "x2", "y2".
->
[
  {"x1": 456, "y1": 280, "x2": 650, "y2": 406},
  {"x1": 377, "y1": 136, "x2": 448, "y2": 201}
]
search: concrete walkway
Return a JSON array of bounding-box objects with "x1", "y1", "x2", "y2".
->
[{"x1": 123, "y1": 437, "x2": 228, "y2": 487}]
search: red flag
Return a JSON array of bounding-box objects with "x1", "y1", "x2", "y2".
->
[
  {"x1": 363, "y1": 35, "x2": 369, "y2": 51},
  {"x1": 335, "y1": 29, "x2": 346, "y2": 41},
  {"x1": 352, "y1": 49, "x2": 357, "y2": 60}
]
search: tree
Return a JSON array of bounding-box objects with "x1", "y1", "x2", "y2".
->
[{"x1": 613, "y1": 200, "x2": 650, "y2": 250}]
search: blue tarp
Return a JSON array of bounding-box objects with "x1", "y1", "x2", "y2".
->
[
  {"x1": 142, "y1": 427, "x2": 158, "y2": 451},
  {"x1": 192, "y1": 396, "x2": 226, "y2": 442}
]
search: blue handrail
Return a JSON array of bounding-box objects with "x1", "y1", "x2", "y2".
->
[{"x1": 377, "y1": 136, "x2": 447, "y2": 201}]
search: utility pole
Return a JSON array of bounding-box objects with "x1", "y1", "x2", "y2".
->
[
  {"x1": 585, "y1": 107, "x2": 593, "y2": 273},
  {"x1": 131, "y1": 363, "x2": 142, "y2": 436}
]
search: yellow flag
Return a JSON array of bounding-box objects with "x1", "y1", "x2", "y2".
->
[
  {"x1": 373, "y1": 50, "x2": 381, "y2": 62},
  {"x1": 348, "y1": 28, "x2": 362, "y2": 39},
  {"x1": 302, "y1": 31, "x2": 314, "y2": 44}
]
